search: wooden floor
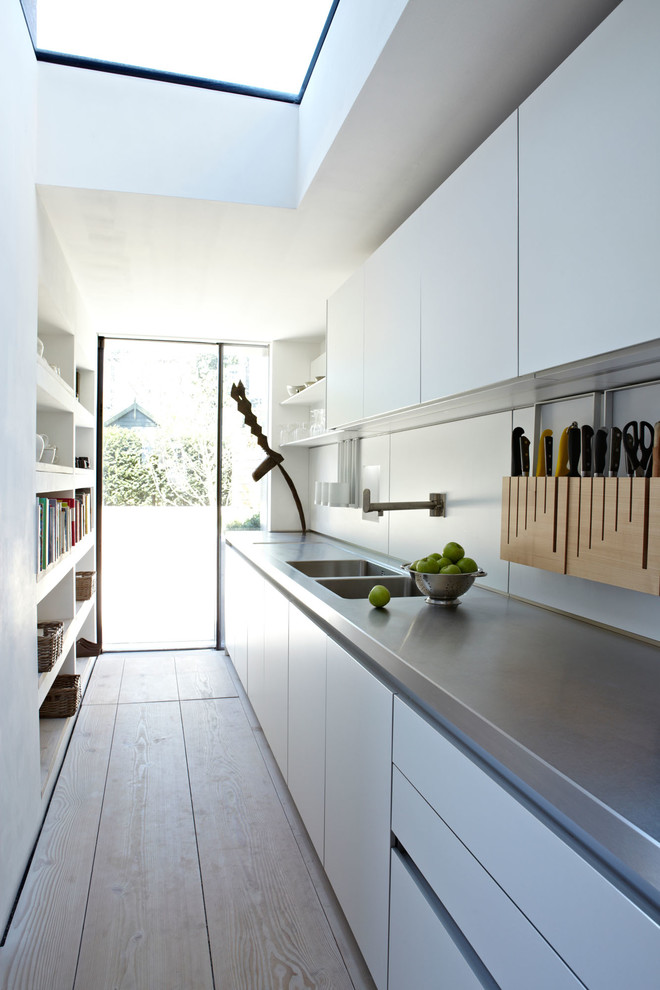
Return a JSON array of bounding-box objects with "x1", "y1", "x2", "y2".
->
[{"x1": 0, "y1": 651, "x2": 376, "y2": 990}]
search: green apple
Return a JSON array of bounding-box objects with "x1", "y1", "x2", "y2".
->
[
  {"x1": 368, "y1": 585, "x2": 391, "y2": 608},
  {"x1": 442, "y1": 542, "x2": 465, "y2": 563},
  {"x1": 457, "y1": 557, "x2": 478, "y2": 573}
]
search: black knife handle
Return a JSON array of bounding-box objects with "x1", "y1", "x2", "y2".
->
[
  {"x1": 511, "y1": 427, "x2": 524, "y2": 476},
  {"x1": 568, "y1": 427, "x2": 581, "y2": 477},
  {"x1": 544, "y1": 435, "x2": 553, "y2": 476},
  {"x1": 581, "y1": 426, "x2": 594, "y2": 476},
  {"x1": 520, "y1": 435, "x2": 531, "y2": 476},
  {"x1": 609, "y1": 427, "x2": 622, "y2": 476},
  {"x1": 594, "y1": 428, "x2": 608, "y2": 476}
]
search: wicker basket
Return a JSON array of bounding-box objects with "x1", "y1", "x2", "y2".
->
[
  {"x1": 75, "y1": 571, "x2": 96, "y2": 601},
  {"x1": 40, "y1": 674, "x2": 81, "y2": 719},
  {"x1": 37, "y1": 621, "x2": 64, "y2": 673}
]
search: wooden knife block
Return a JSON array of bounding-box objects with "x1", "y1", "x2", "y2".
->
[{"x1": 501, "y1": 476, "x2": 660, "y2": 595}]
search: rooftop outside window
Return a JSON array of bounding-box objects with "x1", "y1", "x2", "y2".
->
[{"x1": 33, "y1": 0, "x2": 339, "y2": 101}]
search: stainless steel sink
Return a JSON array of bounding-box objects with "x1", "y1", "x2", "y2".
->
[
  {"x1": 288, "y1": 559, "x2": 396, "y2": 578},
  {"x1": 315, "y1": 575, "x2": 422, "y2": 599}
]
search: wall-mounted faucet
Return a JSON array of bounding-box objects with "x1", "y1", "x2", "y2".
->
[{"x1": 362, "y1": 489, "x2": 446, "y2": 517}]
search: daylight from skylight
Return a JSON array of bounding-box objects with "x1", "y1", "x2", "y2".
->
[{"x1": 36, "y1": 0, "x2": 337, "y2": 97}]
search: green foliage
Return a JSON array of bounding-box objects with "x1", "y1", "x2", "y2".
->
[
  {"x1": 225, "y1": 512, "x2": 261, "y2": 531},
  {"x1": 103, "y1": 427, "x2": 231, "y2": 507}
]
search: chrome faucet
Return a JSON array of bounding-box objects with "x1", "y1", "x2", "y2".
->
[{"x1": 362, "y1": 489, "x2": 446, "y2": 517}]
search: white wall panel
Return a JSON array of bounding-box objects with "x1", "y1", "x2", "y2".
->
[
  {"x1": 388, "y1": 415, "x2": 510, "y2": 591},
  {"x1": 37, "y1": 63, "x2": 299, "y2": 207},
  {"x1": 309, "y1": 436, "x2": 390, "y2": 556},
  {"x1": 0, "y1": 0, "x2": 41, "y2": 933}
]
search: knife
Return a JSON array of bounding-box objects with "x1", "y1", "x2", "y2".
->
[
  {"x1": 511, "y1": 427, "x2": 524, "y2": 476},
  {"x1": 581, "y1": 425, "x2": 594, "y2": 477},
  {"x1": 520, "y1": 435, "x2": 531, "y2": 477},
  {"x1": 535, "y1": 429, "x2": 552, "y2": 476},
  {"x1": 652, "y1": 422, "x2": 660, "y2": 479},
  {"x1": 544, "y1": 434, "x2": 553, "y2": 476},
  {"x1": 554, "y1": 425, "x2": 572, "y2": 477},
  {"x1": 593, "y1": 428, "x2": 608, "y2": 477},
  {"x1": 568, "y1": 426, "x2": 581, "y2": 477},
  {"x1": 608, "y1": 426, "x2": 622, "y2": 477}
]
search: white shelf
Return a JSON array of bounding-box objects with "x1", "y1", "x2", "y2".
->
[
  {"x1": 281, "y1": 428, "x2": 355, "y2": 448},
  {"x1": 280, "y1": 379, "x2": 325, "y2": 406},
  {"x1": 74, "y1": 468, "x2": 95, "y2": 488},
  {"x1": 35, "y1": 532, "x2": 95, "y2": 605},
  {"x1": 38, "y1": 594, "x2": 96, "y2": 705},
  {"x1": 36, "y1": 464, "x2": 74, "y2": 493},
  {"x1": 36, "y1": 357, "x2": 76, "y2": 413}
]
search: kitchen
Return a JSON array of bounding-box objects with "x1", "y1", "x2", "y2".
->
[{"x1": 2, "y1": 0, "x2": 660, "y2": 986}]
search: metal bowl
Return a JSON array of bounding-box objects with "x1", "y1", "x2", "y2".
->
[{"x1": 403, "y1": 564, "x2": 487, "y2": 606}]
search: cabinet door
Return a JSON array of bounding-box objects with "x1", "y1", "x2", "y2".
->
[
  {"x1": 287, "y1": 604, "x2": 326, "y2": 858},
  {"x1": 246, "y1": 570, "x2": 265, "y2": 714},
  {"x1": 519, "y1": 0, "x2": 660, "y2": 373},
  {"x1": 363, "y1": 212, "x2": 421, "y2": 418},
  {"x1": 223, "y1": 548, "x2": 248, "y2": 690},
  {"x1": 326, "y1": 268, "x2": 364, "y2": 429},
  {"x1": 324, "y1": 640, "x2": 393, "y2": 990},
  {"x1": 389, "y1": 851, "x2": 490, "y2": 990},
  {"x1": 258, "y1": 581, "x2": 289, "y2": 780},
  {"x1": 420, "y1": 112, "x2": 518, "y2": 400}
]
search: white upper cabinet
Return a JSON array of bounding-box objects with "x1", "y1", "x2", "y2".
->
[
  {"x1": 363, "y1": 212, "x2": 421, "y2": 418},
  {"x1": 420, "y1": 112, "x2": 518, "y2": 400},
  {"x1": 519, "y1": 0, "x2": 660, "y2": 374},
  {"x1": 326, "y1": 268, "x2": 364, "y2": 429}
]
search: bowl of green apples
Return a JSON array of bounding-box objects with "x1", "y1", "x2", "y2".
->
[{"x1": 404, "y1": 542, "x2": 486, "y2": 606}]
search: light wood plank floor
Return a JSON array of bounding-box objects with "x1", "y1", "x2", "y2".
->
[{"x1": 0, "y1": 651, "x2": 376, "y2": 990}]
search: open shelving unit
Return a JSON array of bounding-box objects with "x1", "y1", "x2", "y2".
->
[{"x1": 36, "y1": 318, "x2": 97, "y2": 800}]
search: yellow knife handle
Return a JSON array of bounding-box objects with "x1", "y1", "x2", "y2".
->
[
  {"x1": 535, "y1": 429, "x2": 552, "y2": 476},
  {"x1": 554, "y1": 427, "x2": 570, "y2": 476}
]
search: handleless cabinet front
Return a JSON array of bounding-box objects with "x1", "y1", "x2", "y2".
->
[
  {"x1": 519, "y1": 0, "x2": 660, "y2": 373},
  {"x1": 324, "y1": 639, "x2": 392, "y2": 990},
  {"x1": 363, "y1": 213, "x2": 421, "y2": 419},
  {"x1": 287, "y1": 604, "x2": 327, "y2": 859}
]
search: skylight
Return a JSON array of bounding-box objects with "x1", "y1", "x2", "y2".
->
[{"x1": 34, "y1": 0, "x2": 339, "y2": 101}]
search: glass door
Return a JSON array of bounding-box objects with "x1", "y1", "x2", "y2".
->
[
  {"x1": 100, "y1": 339, "x2": 220, "y2": 649},
  {"x1": 100, "y1": 339, "x2": 270, "y2": 651}
]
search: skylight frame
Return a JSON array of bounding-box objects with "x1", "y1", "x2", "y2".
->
[{"x1": 20, "y1": 0, "x2": 340, "y2": 105}]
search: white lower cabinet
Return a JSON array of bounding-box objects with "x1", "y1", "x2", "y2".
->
[
  {"x1": 389, "y1": 850, "x2": 489, "y2": 990},
  {"x1": 223, "y1": 547, "x2": 249, "y2": 690},
  {"x1": 256, "y1": 581, "x2": 289, "y2": 779},
  {"x1": 287, "y1": 604, "x2": 327, "y2": 858},
  {"x1": 393, "y1": 697, "x2": 660, "y2": 990},
  {"x1": 324, "y1": 640, "x2": 392, "y2": 990}
]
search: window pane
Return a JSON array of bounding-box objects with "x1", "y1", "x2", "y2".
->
[{"x1": 36, "y1": 0, "x2": 338, "y2": 98}]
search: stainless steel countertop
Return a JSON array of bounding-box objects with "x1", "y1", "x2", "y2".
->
[{"x1": 225, "y1": 531, "x2": 660, "y2": 915}]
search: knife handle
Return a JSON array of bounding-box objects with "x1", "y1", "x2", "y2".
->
[
  {"x1": 594, "y1": 428, "x2": 608, "y2": 476},
  {"x1": 511, "y1": 427, "x2": 524, "y2": 476},
  {"x1": 544, "y1": 434, "x2": 553, "y2": 477},
  {"x1": 568, "y1": 427, "x2": 581, "y2": 477},
  {"x1": 535, "y1": 429, "x2": 552, "y2": 476},
  {"x1": 520, "y1": 435, "x2": 531, "y2": 476},
  {"x1": 554, "y1": 427, "x2": 570, "y2": 476},
  {"x1": 609, "y1": 426, "x2": 622, "y2": 476},
  {"x1": 581, "y1": 425, "x2": 594, "y2": 477},
  {"x1": 652, "y1": 421, "x2": 660, "y2": 478}
]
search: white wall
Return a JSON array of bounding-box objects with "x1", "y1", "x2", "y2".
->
[
  {"x1": 37, "y1": 63, "x2": 299, "y2": 207},
  {"x1": 0, "y1": 0, "x2": 41, "y2": 934},
  {"x1": 297, "y1": 0, "x2": 408, "y2": 200},
  {"x1": 309, "y1": 384, "x2": 660, "y2": 644}
]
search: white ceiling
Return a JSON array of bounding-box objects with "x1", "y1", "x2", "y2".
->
[{"x1": 37, "y1": 0, "x2": 621, "y2": 345}]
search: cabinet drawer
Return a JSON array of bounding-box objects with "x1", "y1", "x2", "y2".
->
[
  {"x1": 389, "y1": 849, "x2": 491, "y2": 990},
  {"x1": 393, "y1": 697, "x2": 660, "y2": 989},
  {"x1": 392, "y1": 768, "x2": 580, "y2": 989}
]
